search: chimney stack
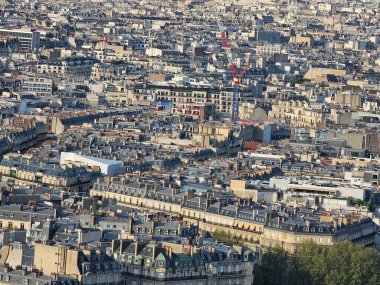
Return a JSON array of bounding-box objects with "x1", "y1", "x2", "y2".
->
[
  {"x1": 333, "y1": 219, "x2": 338, "y2": 230},
  {"x1": 152, "y1": 243, "x2": 156, "y2": 261},
  {"x1": 134, "y1": 242, "x2": 139, "y2": 256},
  {"x1": 305, "y1": 219, "x2": 310, "y2": 230}
]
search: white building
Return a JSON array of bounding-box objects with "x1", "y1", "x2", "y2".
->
[{"x1": 60, "y1": 152, "x2": 123, "y2": 176}]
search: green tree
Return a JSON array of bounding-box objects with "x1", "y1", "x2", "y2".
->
[
  {"x1": 324, "y1": 242, "x2": 380, "y2": 285},
  {"x1": 253, "y1": 247, "x2": 292, "y2": 285},
  {"x1": 211, "y1": 230, "x2": 244, "y2": 246},
  {"x1": 296, "y1": 241, "x2": 327, "y2": 285},
  {"x1": 348, "y1": 245, "x2": 380, "y2": 285},
  {"x1": 254, "y1": 242, "x2": 380, "y2": 285}
]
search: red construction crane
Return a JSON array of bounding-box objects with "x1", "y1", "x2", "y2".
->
[{"x1": 220, "y1": 30, "x2": 250, "y2": 122}]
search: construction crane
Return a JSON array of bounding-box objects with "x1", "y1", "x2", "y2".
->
[
  {"x1": 221, "y1": 30, "x2": 250, "y2": 122},
  {"x1": 219, "y1": 24, "x2": 250, "y2": 122}
]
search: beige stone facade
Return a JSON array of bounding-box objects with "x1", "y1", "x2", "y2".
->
[
  {"x1": 268, "y1": 100, "x2": 326, "y2": 129},
  {"x1": 90, "y1": 179, "x2": 377, "y2": 253}
]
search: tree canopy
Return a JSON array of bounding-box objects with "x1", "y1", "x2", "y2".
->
[
  {"x1": 253, "y1": 241, "x2": 380, "y2": 285},
  {"x1": 211, "y1": 229, "x2": 244, "y2": 246}
]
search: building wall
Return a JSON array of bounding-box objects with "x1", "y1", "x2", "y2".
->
[
  {"x1": 0, "y1": 218, "x2": 28, "y2": 231},
  {"x1": 34, "y1": 244, "x2": 83, "y2": 279},
  {"x1": 21, "y1": 77, "x2": 53, "y2": 97},
  {"x1": 261, "y1": 228, "x2": 333, "y2": 252},
  {"x1": 152, "y1": 86, "x2": 254, "y2": 114},
  {"x1": 204, "y1": 212, "x2": 235, "y2": 227},
  {"x1": 34, "y1": 244, "x2": 61, "y2": 276},
  {"x1": 181, "y1": 207, "x2": 205, "y2": 220},
  {"x1": 269, "y1": 100, "x2": 326, "y2": 129},
  {"x1": 293, "y1": 34, "x2": 314, "y2": 47},
  {"x1": 326, "y1": 132, "x2": 364, "y2": 149},
  {"x1": 3, "y1": 245, "x2": 23, "y2": 269},
  {"x1": 335, "y1": 93, "x2": 361, "y2": 108}
]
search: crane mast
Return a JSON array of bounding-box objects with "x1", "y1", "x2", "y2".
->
[{"x1": 219, "y1": 24, "x2": 250, "y2": 122}]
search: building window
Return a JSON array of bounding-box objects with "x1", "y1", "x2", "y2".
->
[{"x1": 8, "y1": 222, "x2": 12, "y2": 229}]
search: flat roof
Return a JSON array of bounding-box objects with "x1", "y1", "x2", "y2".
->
[{"x1": 61, "y1": 152, "x2": 123, "y2": 166}]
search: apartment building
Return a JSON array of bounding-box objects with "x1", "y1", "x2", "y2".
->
[
  {"x1": 33, "y1": 244, "x2": 122, "y2": 285},
  {"x1": 37, "y1": 57, "x2": 98, "y2": 77},
  {"x1": 21, "y1": 76, "x2": 53, "y2": 97},
  {"x1": 269, "y1": 100, "x2": 326, "y2": 129},
  {"x1": 172, "y1": 102, "x2": 216, "y2": 120},
  {"x1": 105, "y1": 81, "x2": 257, "y2": 114},
  {"x1": 112, "y1": 240, "x2": 254, "y2": 285},
  {"x1": 256, "y1": 44, "x2": 281, "y2": 55},
  {"x1": 292, "y1": 34, "x2": 315, "y2": 47},
  {"x1": 0, "y1": 267, "x2": 78, "y2": 285},
  {"x1": 90, "y1": 179, "x2": 378, "y2": 253},
  {"x1": 256, "y1": 29, "x2": 281, "y2": 44},
  {"x1": 132, "y1": 83, "x2": 255, "y2": 114},
  {"x1": 261, "y1": 211, "x2": 376, "y2": 252},
  {"x1": 335, "y1": 92, "x2": 361, "y2": 109},
  {"x1": 0, "y1": 204, "x2": 56, "y2": 232},
  {"x1": 90, "y1": 63, "x2": 129, "y2": 80},
  {"x1": 49, "y1": 109, "x2": 138, "y2": 135},
  {"x1": 0, "y1": 155, "x2": 92, "y2": 193},
  {"x1": 0, "y1": 118, "x2": 49, "y2": 155},
  {"x1": 0, "y1": 28, "x2": 40, "y2": 49}
]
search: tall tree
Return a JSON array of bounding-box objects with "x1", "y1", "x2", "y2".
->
[
  {"x1": 254, "y1": 242, "x2": 380, "y2": 285},
  {"x1": 253, "y1": 247, "x2": 292, "y2": 285}
]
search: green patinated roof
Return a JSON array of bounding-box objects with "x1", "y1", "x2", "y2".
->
[{"x1": 156, "y1": 253, "x2": 167, "y2": 261}]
